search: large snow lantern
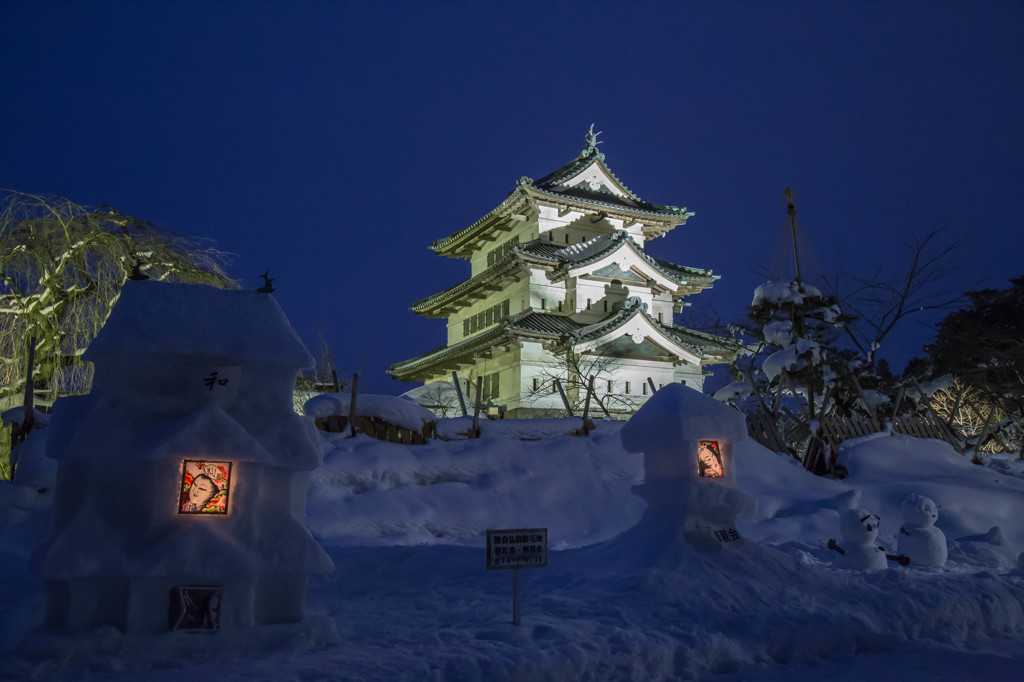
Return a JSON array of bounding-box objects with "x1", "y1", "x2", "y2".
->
[
  {"x1": 34, "y1": 281, "x2": 333, "y2": 634},
  {"x1": 621, "y1": 384, "x2": 752, "y2": 550}
]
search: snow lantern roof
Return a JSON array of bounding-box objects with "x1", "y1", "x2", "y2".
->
[
  {"x1": 621, "y1": 383, "x2": 747, "y2": 453},
  {"x1": 133, "y1": 523, "x2": 261, "y2": 578},
  {"x1": 85, "y1": 281, "x2": 314, "y2": 369},
  {"x1": 46, "y1": 399, "x2": 278, "y2": 464}
]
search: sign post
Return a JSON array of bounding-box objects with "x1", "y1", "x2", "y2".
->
[{"x1": 486, "y1": 528, "x2": 547, "y2": 626}]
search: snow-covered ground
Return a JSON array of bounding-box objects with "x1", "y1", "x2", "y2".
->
[{"x1": 2, "y1": 417, "x2": 1024, "y2": 680}]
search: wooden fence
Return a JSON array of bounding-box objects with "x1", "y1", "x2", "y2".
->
[
  {"x1": 314, "y1": 414, "x2": 436, "y2": 445},
  {"x1": 747, "y1": 408, "x2": 965, "y2": 476}
]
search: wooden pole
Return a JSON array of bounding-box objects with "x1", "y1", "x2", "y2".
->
[
  {"x1": 451, "y1": 371, "x2": 468, "y2": 416},
  {"x1": 581, "y1": 376, "x2": 594, "y2": 435},
  {"x1": 471, "y1": 377, "x2": 483, "y2": 437},
  {"x1": 348, "y1": 373, "x2": 359, "y2": 438},
  {"x1": 647, "y1": 377, "x2": 657, "y2": 395},
  {"x1": 850, "y1": 373, "x2": 880, "y2": 431},
  {"x1": 331, "y1": 369, "x2": 340, "y2": 393},
  {"x1": 783, "y1": 188, "x2": 802, "y2": 286},
  {"x1": 512, "y1": 568, "x2": 521, "y2": 626},
  {"x1": 554, "y1": 379, "x2": 574, "y2": 416}
]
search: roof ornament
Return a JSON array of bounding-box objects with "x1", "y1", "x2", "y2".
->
[
  {"x1": 622, "y1": 296, "x2": 648, "y2": 312},
  {"x1": 257, "y1": 271, "x2": 275, "y2": 293},
  {"x1": 582, "y1": 123, "x2": 605, "y2": 159}
]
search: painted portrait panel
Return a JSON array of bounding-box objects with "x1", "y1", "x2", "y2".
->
[
  {"x1": 178, "y1": 459, "x2": 232, "y2": 514},
  {"x1": 697, "y1": 440, "x2": 724, "y2": 478}
]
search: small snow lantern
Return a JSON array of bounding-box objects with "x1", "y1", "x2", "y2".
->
[
  {"x1": 35, "y1": 281, "x2": 333, "y2": 635},
  {"x1": 621, "y1": 384, "x2": 753, "y2": 551}
]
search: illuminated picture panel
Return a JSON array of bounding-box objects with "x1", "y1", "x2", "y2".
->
[
  {"x1": 697, "y1": 440, "x2": 724, "y2": 478},
  {"x1": 178, "y1": 460, "x2": 232, "y2": 514}
]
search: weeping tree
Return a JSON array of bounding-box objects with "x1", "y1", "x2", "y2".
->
[{"x1": 0, "y1": 190, "x2": 235, "y2": 408}]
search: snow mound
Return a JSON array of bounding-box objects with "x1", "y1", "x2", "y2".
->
[{"x1": 304, "y1": 393, "x2": 436, "y2": 432}]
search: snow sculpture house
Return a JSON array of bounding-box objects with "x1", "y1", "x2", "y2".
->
[
  {"x1": 390, "y1": 129, "x2": 736, "y2": 417},
  {"x1": 620, "y1": 383, "x2": 753, "y2": 551},
  {"x1": 34, "y1": 281, "x2": 333, "y2": 635}
]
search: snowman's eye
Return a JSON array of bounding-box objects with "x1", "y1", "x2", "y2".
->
[{"x1": 866, "y1": 524, "x2": 873, "y2": 532}]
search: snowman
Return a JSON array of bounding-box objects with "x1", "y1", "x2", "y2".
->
[
  {"x1": 898, "y1": 494, "x2": 947, "y2": 568},
  {"x1": 828, "y1": 507, "x2": 907, "y2": 571}
]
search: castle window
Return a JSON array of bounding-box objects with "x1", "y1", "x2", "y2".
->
[
  {"x1": 564, "y1": 234, "x2": 569, "y2": 244},
  {"x1": 587, "y1": 299, "x2": 592, "y2": 309},
  {"x1": 463, "y1": 319, "x2": 470, "y2": 336},
  {"x1": 658, "y1": 312, "x2": 663, "y2": 322},
  {"x1": 625, "y1": 382, "x2": 631, "y2": 394},
  {"x1": 541, "y1": 298, "x2": 546, "y2": 310},
  {"x1": 603, "y1": 300, "x2": 608, "y2": 312},
  {"x1": 502, "y1": 299, "x2": 510, "y2": 316},
  {"x1": 558, "y1": 300, "x2": 563, "y2": 312},
  {"x1": 642, "y1": 383, "x2": 648, "y2": 395},
  {"x1": 606, "y1": 380, "x2": 612, "y2": 393},
  {"x1": 532, "y1": 377, "x2": 539, "y2": 391}
]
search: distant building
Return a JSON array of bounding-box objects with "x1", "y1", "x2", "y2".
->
[{"x1": 390, "y1": 130, "x2": 736, "y2": 418}]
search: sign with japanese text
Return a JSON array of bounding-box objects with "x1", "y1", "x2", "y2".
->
[{"x1": 487, "y1": 528, "x2": 547, "y2": 570}]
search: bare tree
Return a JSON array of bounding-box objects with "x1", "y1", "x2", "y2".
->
[
  {"x1": 832, "y1": 225, "x2": 968, "y2": 367},
  {"x1": 0, "y1": 190, "x2": 234, "y2": 406},
  {"x1": 520, "y1": 348, "x2": 645, "y2": 417},
  {"x1": 293, "y1": 331, "x2": 350, "y2": 412}
]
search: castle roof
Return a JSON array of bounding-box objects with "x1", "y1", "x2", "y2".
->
[
  {"x1": 412, "y1": 235, "x2": 716, "y2": 317},
  {"x1": 431, "y1": 135, "x2": 693, "y2": 258},
  {"x1": 389, "y1": 299, "x2": 738, "y2": 382}
]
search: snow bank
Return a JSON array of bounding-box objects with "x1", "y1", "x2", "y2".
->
[{"x1": 4, "y1": 410, "x2": 1024, "y2": 679}]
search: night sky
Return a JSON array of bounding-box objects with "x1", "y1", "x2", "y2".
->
[{"x1": 3, "y1": 2, "x2": 1022, "y2": 394}]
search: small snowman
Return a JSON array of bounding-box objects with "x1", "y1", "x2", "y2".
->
[
  {"x1": 828, "y1": 507, "x2": 908, "y2": 571},
  {"x1": 898, "y1": 494, "x2": 947, "y2": 568}
]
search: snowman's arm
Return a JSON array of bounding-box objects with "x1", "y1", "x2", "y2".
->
[
  {"x1": 885, "y1": 552, "x2": 910, "y2": 566},
  {"x1": 827, "y1": 538, "x2": 845, "y2": 555},
  {"x1": 899, "y1": 527, "x2": 909, "y2": 535}
]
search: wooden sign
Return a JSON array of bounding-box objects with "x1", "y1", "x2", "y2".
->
[{"x1": 487, "y1": 528, "x2": 547, "y2": 570}]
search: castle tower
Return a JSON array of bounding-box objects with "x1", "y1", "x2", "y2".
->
[{"x1": 390, "y1": 129, "x2": 736, "y2": 417}]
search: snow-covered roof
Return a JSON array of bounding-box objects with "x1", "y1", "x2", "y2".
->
[
  {"x1": 621, "y1": 383, "x2": 748, "y2": 453},
  {"x1": 304, "y1": 393, "x2": 436, "y2": 432},
  {"x1": 86, "y1": 281, "x2": 314, "y2": 369}
]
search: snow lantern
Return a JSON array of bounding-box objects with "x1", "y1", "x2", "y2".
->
[
  {"x1": 620, "y1": 384, "x2": 753, "y2": 550},
  {"x1": 34, "y1": 281, "x2": 333, "y2": 635}
]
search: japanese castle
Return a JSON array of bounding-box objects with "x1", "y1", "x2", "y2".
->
[{"x1": 389, "y1": 128, "x2": 736, "y2": 418}]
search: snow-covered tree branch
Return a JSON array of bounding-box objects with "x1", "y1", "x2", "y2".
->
[{"x1": 0, "y1": 190, "x2": 235, "y2": 406}]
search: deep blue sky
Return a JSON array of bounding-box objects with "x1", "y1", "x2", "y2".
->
[{"x1": 3, "y1": 2, "x2": 1022, "y2": 394}]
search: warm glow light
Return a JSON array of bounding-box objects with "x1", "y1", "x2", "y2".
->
[
  {"x1": 178, "y1": 459, "x2": 232, "y2": 514},
  {"x1": 697, "y1": 440, "x2": 723, "y2": 478}
]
